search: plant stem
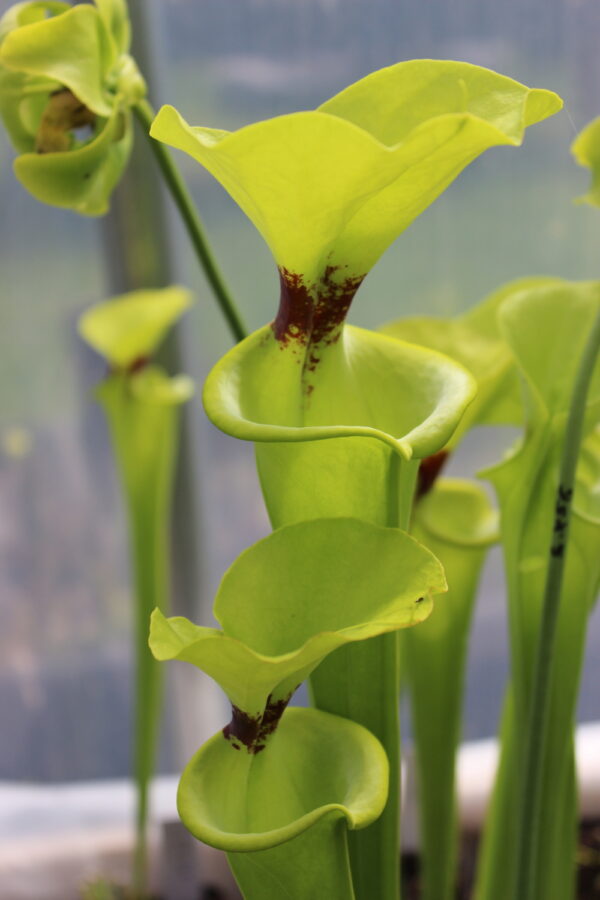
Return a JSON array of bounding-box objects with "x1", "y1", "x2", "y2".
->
[
  {"x1": 350, "y1": 453, "x2": 417, "y2": 900},
  {"x1": 407, "y1": 482, "x2": 494, "y2": 900},
  {"x1": 133, "y1": 99, "x2": 248, "y2": 344},
  {"x1": 513, "y1": 306, "x2": 600, "y2": 900},
  {"x1": 307, "y1": 453, "x2": 418, "y2": 900},
  {"x1": 131, "y1": 495, "x2": 167, "y2": 896},
  {"x1": 228, "y1": 817, "x2": 357, "y2": 900},
  {"x1": 98, "y1": 379, "x2": 183, "y2": 898}
]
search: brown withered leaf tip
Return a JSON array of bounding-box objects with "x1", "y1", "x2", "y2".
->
[
  {"x1": 107, "y1": 356, "x2": 149, "y2": 378},
  {"x1": 127, "y1": 356, "x2": 149, "y2": 375},
  {"x1": 415, "y1": 450, "x2": 449, "y2": 502},
  {"x1": 272, "y1": 265, "x2": 365, "y2": 388},
  {"x1": 223, "y1": 692, "x2": 295, "y2": 754}
]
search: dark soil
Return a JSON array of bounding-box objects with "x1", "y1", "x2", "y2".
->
[
  {"x1": 401, "y1": 819, "x2": 600, "y2": 899},
  {"x1": 578, "y1": 821, "x2": 600, "y2": 899}
]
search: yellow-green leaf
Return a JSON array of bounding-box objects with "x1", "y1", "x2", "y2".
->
[
  {"x1": 79, "y1": 286, "x2": 193, "y2": 367},
  {"x1": 151, "y1": 62, "x2": 560, "y2": 285},
  {"x1": 150, "y1": 517, "x2": 445, "y2": 721}
]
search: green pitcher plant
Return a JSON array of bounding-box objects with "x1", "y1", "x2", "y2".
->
[
  {"x1": 1, "y1": 15, "x2": 582, "y2": 898},
  {"x1": 78, "y1": 286, "x2": 194, "y2": 895},
  {"x1": 388, "y1": 277, "x2": 600, "y2": 900},
  {"x1": 379, "y1": 276, "x2": 557, "y2": 900},
  {"x1": 0, "y1": 0, "x2": 246, "y2": 339},
  {"x1": 0, "y1": 0, "x2": 145, "y2": 214},
  {"x1": 406, "y1": 479, "x2": 498, "y2": 900},
  {"x1": 472, "y1": 281, "x2": 600, "y2": 900},
  {"x1": 149, "y1": 516, "x2": 447, "y2": 900},
  {"x1": 202, "y1": 297, "x2": 473, "y2": 900},
  {"x1": 380, "y1": 276, "x2": 566, "y2": 447},
  {"x1": 150, "y1": 60, "x2": 561, "y2": 899}
]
